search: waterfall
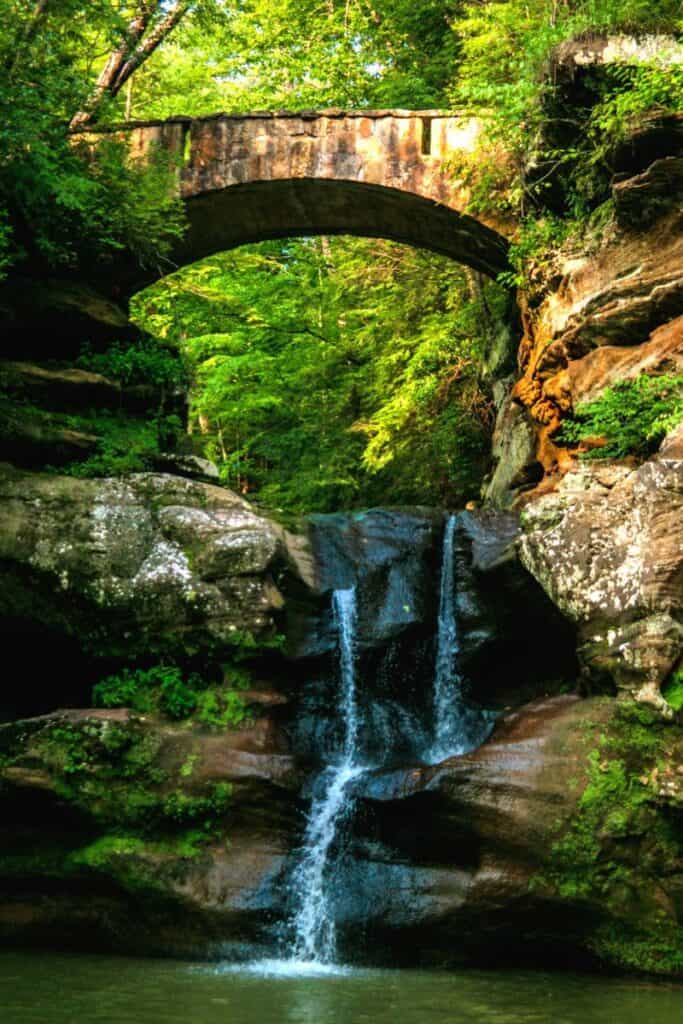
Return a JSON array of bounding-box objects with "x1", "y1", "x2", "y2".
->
[
  {"x1": 290, "y1": 588, "x2": 365, "y2": 965},
  {"x1": 429, "y1": 514, "x2": 492, "y2": 763}
]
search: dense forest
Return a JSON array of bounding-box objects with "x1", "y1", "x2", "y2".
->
[{"x1": 1, "y1": 1, "x2": 681, "y2": 511}]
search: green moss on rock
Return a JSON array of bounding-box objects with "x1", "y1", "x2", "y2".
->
[{"x1": 536, "y1": 701, "x2": 683, "y2": 975}]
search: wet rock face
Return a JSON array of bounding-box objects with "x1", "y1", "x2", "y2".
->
[
  {"x1": 335, "y1": 696, "x2": 683, "y2": 972},
  {"x1": 1, "y1": 696, "x2": 679, "y2": 970},
  {"x1": 519, "y1": 427, "x2": 683, "y2": 712},
  {"x1": 291, "y1": 509, "x2": 445, "y2": 658},
  {"x1": 0, "y1": 464, "x2": 297, "y2": 658},
  {"x1": 443, "y1": 512, "x2": 579, "y2": 710},
  {"x1": 0, "y1": 709, "x2": 301, "y2": 956}
]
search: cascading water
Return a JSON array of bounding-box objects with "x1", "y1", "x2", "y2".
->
[
  {"x1": 428, "y1": 514, "x2": 493, "y2": 763},
  {"x1": 289, "y1": 588, "x2": 365, "y2": 965},
  {"x1": 242, "y1": 512, "x2": 494, "y2": 975}
]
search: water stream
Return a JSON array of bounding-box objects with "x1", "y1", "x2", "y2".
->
[
  {"x1": 289, "y1": 588, "x2": 366, "y2": 966},
  {"x1": 283, "y1": 517, "x2": 495, "y2": 970},
  {"x1": 428, "y1": 513, "x2": 493, "y2": 763}
]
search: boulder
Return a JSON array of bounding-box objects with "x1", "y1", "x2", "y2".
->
[
  {"x1": 286, "y1": 508, "x2": 445, "y2": 658},
  {"x1": 149, "y1": 453, "x2": 221, "y2": 484},
  {"x1": 519, "y1": 428, "x2": 683, "y2": 712},
  {"x1": 0, "y1": 708, "x2": 302, "y2": 956},
  {"x1": 343, "y1": 695, "x2": 683, "y2": 973},
  {"x1": 0, "y1": 465, "x2": 300, "y2": 658}
]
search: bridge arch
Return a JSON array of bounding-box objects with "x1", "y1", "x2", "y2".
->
[{"x1": 117, "y1": 111, "x2": 510, "y2": 278}]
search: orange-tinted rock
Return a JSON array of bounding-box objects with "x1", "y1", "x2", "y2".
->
[{"x1": 566, "y1": 314, "x2": 683, "y2": 406}]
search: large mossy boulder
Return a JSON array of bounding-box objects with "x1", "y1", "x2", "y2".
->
[
  {"x1": 347, "y1": 695, "x2": 683, "y2": 975},
  {"x1": 519, "y1": 425, "x2": 683, "y2": 713},
  {"x1": 0, "y1": 708, "x2": 302, "y2": 956},
  {"x1": 0, "y1": 465, "x2": 306, "y2": 660}
]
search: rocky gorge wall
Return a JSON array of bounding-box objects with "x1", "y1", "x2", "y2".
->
[
  {"x1": 484, "y1": 114, "x2": 683, "y2": 716},
  {"x1": 0, "y1": 50, "x2": 681, "y2": 975}
]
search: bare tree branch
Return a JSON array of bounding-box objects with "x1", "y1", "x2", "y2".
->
[
  {"x1": 70, "y1": 2, "x2": 192, "y2": 131},
  {"x1": 112, "y1": 1, "x2": 192, "y2": 95}
]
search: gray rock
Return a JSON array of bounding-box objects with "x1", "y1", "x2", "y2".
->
[
  {"x1": 0, "y1": 465, "x2": 295, "y2": 657},
  {"x1": 150, "y1": 453, "x2": 221, "y2": 484},
  {"x1": 519, "y1": 428, "x2": 683, "y2": 713}
]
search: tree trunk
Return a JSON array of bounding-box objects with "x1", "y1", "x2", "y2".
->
[{"x1": 69, "y1": 2, "x2": 191, "y2": 131}]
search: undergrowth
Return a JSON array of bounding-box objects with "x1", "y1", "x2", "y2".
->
[
  {"x1": 92, "y1": 663, "x2": 254, "y2": 729},
  {"x1": 557, "y1": 375, "x2": 683, "y2": 459}
]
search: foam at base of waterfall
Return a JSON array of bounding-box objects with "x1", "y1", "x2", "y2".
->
[{"x1": 215, "y1": 958, "x2": 357, "y2": 978}]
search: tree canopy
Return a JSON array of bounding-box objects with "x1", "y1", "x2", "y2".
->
[{"x1": 1, "y1": 1, "x2": 681, "y2": 511}]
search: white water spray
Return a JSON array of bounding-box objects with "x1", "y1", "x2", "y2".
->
[{"x1": 290, "y1": 588, "x2": 365, "y2": 965}]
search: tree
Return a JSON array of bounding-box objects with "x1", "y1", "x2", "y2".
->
[
  {"x1": 131, "y1": 236, "x2": 503, "y2": 512},
  {"x1": 69, "y1": 2, "x2": 194, "y2": 130},
  {"x1": 0, "y1": 1, "x2": 195, "y2": 276}
]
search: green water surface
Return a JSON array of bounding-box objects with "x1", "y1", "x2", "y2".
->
[{"x1": 0, "y1": 953, "x2": 681, "y2": 1024}]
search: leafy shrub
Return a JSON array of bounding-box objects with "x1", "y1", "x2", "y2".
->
[
  {"x1": 92, "y1": 664, "x2": 252, "y2": 728},
  {"x1": 93, "y1": 666, "x2": 202, "y2": 719},
  {"x1": 76, "y1": 338, "x2": 187, "y2": 392},
  {"x1": 196, "y1": 689, "x2": 252, "y2": 729},
  {"x1": 61, "y1": 409, "x2": 182, "y2": 478},
  {"x1": 663, "y1": 669, "x2": 683, "y2": 713},
  {"x1": 454, "y1": 1, "x2": 683, "y2": 221},
  {"x1": 557, "y1": 375, "x2": 683, "y2": 459},
  {"x1": 159, "y1": 671, "x2": 199, "y2": 720},
  {"x1": 497, "y1": 216, "x2": 573, "y2": 289}
]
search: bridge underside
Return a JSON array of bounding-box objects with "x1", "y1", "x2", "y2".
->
[{"x1": 176, "y1": 179, "x2": 509, "y2": 278}]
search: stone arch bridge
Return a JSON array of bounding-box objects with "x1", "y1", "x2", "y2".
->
[{"x1": 106, "y1": 110, "x2": 509, "y2": 278}]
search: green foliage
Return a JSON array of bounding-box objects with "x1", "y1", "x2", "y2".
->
[
  {"x1": 663, "y1": 669, "x2": 683, "y2": 713},
  {"x1": 497, "y1": 215, "x2": 573, "y2": 288},
  {"x1": 75, "y1": 337, "x2": 187, "y2": 393},
  {"x1": 454, "y1": 1, "x2": 682, "y2": 220},
  {"x1": 94, "y1": 666, "x2": 200, "y2": 720},
  {"x1": 0, "y1": 2, "x2": 188, "y2": 276},
  {"x1": 162, "y1": 782, "x2": 232, "y2": 825},
  {"x1": 196, "y1": 689, "x2": 252, "y2": 729},
  {"x1": 131, "y1": 0, "x2": 459, "y2": 119},
  {"x1": 133, "y1": 237, "x2": 503, "y2": 512},
  {"x1": 557, "y1": 375, "x2": 683, "y2": 460},
  {"x1": 93, "y1": 663, "x2": 253, "y2": 729},
  {"x1": 57, "y1": 409, "x2": 182, "y2": 478},
  {"x1": 590, "y1": 922, "x2": 683, "y2": 976},
  {"x1": 537, "y1": 700, "x2": 683, "y2": 974}
]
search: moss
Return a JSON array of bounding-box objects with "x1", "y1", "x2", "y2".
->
[
  {"x1": 0, "y1": 828, "x2": 213, "y2": 904},
  {"x1": 663, "y1": 669, "x2": 683, "y2": 713},
  {"x1": 92, "y1": 663, "x2": 254, "y2": 730},
  {"x1": 590, "y1": 923, "x2": 683, "y2": 977},
  {"x1": 535, "y1": 701, "x2": 683, "y2": 975},
  {"x1": 67, "y1": 830, "x2": 210, "y2": 894},
  {"x1": 2, "y1": 717, "x2": 233, "y2": 839}
]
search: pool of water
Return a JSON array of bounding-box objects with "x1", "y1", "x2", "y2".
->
[{"x1": 1, "y1": 952, "x2": 681, "y2": 1024}]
